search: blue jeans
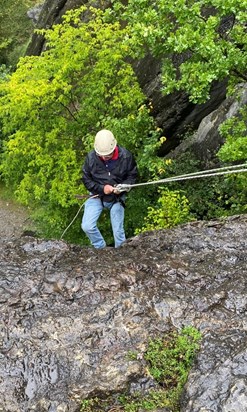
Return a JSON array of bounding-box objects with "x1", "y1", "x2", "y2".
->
[{"x1": 81, "y1": 196, "x2": 126, "y2": 249}]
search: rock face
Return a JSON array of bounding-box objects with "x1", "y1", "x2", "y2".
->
[
  {"x1": 0, "y1": 215, "x2": 247, "y2": 411},
  {"x1": 133, "y1": 56, "x2": 227, "y2": 155},
  {"x1": 27, "y1": 3, "x2": 44, "y2": 24},
  {"x1": 25, "y1": 0, "x2": 110, "y2": 56},
  {"x1": 168, "y1": 83, "x2": 247, "y2": 166}
]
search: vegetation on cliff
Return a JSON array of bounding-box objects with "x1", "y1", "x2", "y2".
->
[
  {"x1": 80, "y1": 326, "x2": 201, "y2": 412},
  {"x1": 0, "y1": 1, "x2": 246, "y2": 243},
  {"x1": 0, "y1": 0, "x2": 37, "y2": 67}
]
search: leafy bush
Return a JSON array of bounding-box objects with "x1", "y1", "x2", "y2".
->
[
  {"x1": 135, "y1": 188, "x2": 193, "y2": 234},
  {"x1": 0, "y1": 5, "x2": 161, "y2": 243},
  {"x1": 162, "y1": 152, "x2": 247, "y2": 220},
  {"x1": 218, "y1": 105, "x2": 247, "y2": 162},
  {"x1": 145, "y1": 326, "x2": 201, "y2": 390}
]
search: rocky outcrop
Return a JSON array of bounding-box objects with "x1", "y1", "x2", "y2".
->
[
  {"x1": 26, "y1": 0, "x2": 72, "y2": 56},
  {"x1": 168, "y1": 83, "x2": 247, "y2": 166},
  {"x1": 0, "y1": 214, "x2": 247, "y2": 411},
  {"x1": 133, "y1": 56, "x2": 227, "y2": 155},
  {"x1": 25, "y1": 0, "x2": 109, "y2": 56},
  {"x1": 27, "y1": 3, "x2": 43, "y2": 24}
]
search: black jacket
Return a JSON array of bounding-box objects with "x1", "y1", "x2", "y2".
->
[{"x1": 82, "y1": 146, "x2": 138, "y2": 201}]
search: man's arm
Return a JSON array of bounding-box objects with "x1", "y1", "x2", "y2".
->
[
  {"x1": 122, "y1": 153, "x2": 138, "y2": 185},
  {"x1": 82, "y1": 156, "x2": 105, "y2": 195}
]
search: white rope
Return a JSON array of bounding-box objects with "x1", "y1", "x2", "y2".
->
[
  {"x1": 157, "y1": 163, "x2": 247, "y2": 181},
  {"x1": 60, "y1": 163, "x2": 247, "y2": 239},
  {"x1": 60, "y1": 202, "x2": 85, "y2": 240},
  {"x1": 134, "y1": 168, "x2": 247, "y2": 187},
  {"x1": 60, "y1": 194, "x2": 99, "y2": 240},
  {"x1": 117, "y1": 163, "x2": 247, "y2": 191}
]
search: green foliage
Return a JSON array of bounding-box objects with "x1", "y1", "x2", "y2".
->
[
  {"x1": 164, "y1": 153, "x2": 247, "y2": 219},
  {"x1": 125, "y1": 187, "x2": 159, "y2": 239},
  {"x1": 218, "y1": 106, "x2": 247, "y2": 162},
  {"x1": 0, "y1": 0, "x2": 36, "y2": 66},
  {"x1": 81, "y1": 398, "x2": 99, "y2": 412},
  {"x1": 30, "y1": 202, "x2": 85, "y2": 242},
  {"x1": 135, "y1": 188, "x2": 193, "y2": 234},
  {"x1": 145, "y1": 326, "x2": 201, "y2": 389},
  {"x1": 0, "y1": 5, "x2": 160, "y2": 243},
  {"x1": 217, "y1": 175, "x2": 247, "y2": 215},
  {"x1": 0, "y1": 65, "x2": 11, "y2": 82},
  {"x1": 80, "y1": 326, "x2": 201, "y2": 412},
  {"x1": 118, "y1": 326, "x2": 201, "y2": 411},
  {"x1": 109, "y1": 0, "x2": 247, "y2": 181},
  {"x1": 111, "y1": 0, "x2": 247, "y2": 103}
]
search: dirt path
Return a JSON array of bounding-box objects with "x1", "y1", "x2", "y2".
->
[{"x1": 0, "y1": 197, "x2": 34, "y2": 240}]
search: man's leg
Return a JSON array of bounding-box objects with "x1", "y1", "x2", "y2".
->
[
  {"x1": 109, "y1": 201, "x2": 126, "y2": 248},
  {"x1": 81, "y1": 197, "x2": 106, "y2": 249}
]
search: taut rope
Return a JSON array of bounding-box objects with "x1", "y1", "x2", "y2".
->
[{"x1": 60, "y1": 163, "x2": 247, "y2": 239}]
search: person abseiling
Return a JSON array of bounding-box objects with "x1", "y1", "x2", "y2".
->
[{"x1": 81, "y1": 129, "x2": 138, "y2": 248}]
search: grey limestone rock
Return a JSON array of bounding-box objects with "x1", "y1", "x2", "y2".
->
[{"x1": 0, "y1": 215, "x2": 247, "y2": 411}]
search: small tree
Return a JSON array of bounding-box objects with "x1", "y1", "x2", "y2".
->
[{"x1": 0, "y1": 6, "x2": 160, "y2": 240}]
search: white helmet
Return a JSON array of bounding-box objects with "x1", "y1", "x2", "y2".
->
[{"x1": 94, "y1": 129, "x2": 117, "y2": 156}]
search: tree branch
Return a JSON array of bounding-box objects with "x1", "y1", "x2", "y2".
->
[{"x1": 59, "y1": 101, "x2": 79, "y2": 123}]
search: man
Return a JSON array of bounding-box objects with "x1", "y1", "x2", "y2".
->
[{"x1": 81, "y1": 129, "x2": 138, "y2": 249}]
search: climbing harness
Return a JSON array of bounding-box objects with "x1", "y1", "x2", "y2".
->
[
  {"x1": 114, "y1": 163, "x2": 247, "y2": 193},
  {"x1": 60, "y1": 163, "x2": 247, "y2": 239}
]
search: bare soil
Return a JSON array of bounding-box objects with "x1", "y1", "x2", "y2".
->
[{"x1": 0, "y1": 197, "x2": 34, "y2": 240}]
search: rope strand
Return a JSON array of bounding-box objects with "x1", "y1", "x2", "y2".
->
[
  {"x1": 60, "y1": 195, "x2": 99, "y2": 240},
  {"x1": 121, "y1": 163, "x2": 247, "y2": 189},
  {"x1": 60, "y1": 163, "x2": 247, "y2": 239}
]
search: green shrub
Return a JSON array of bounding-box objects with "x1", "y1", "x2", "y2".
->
[
  {"x1": 0, "y1": 5, "x2": 161, "y2": 242},
  {"x1": 145, "y1": 326, "x2": 201, "y2": 389},
  {"x1": 218, "y1": 105, "x2": 247, "y2": 162},
  {"x1": 135, "y1": 188, "x2": 193, "y2": 234},
  {"x1": 163, "y1": 152, "x2": 247, "y2": 220}
]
